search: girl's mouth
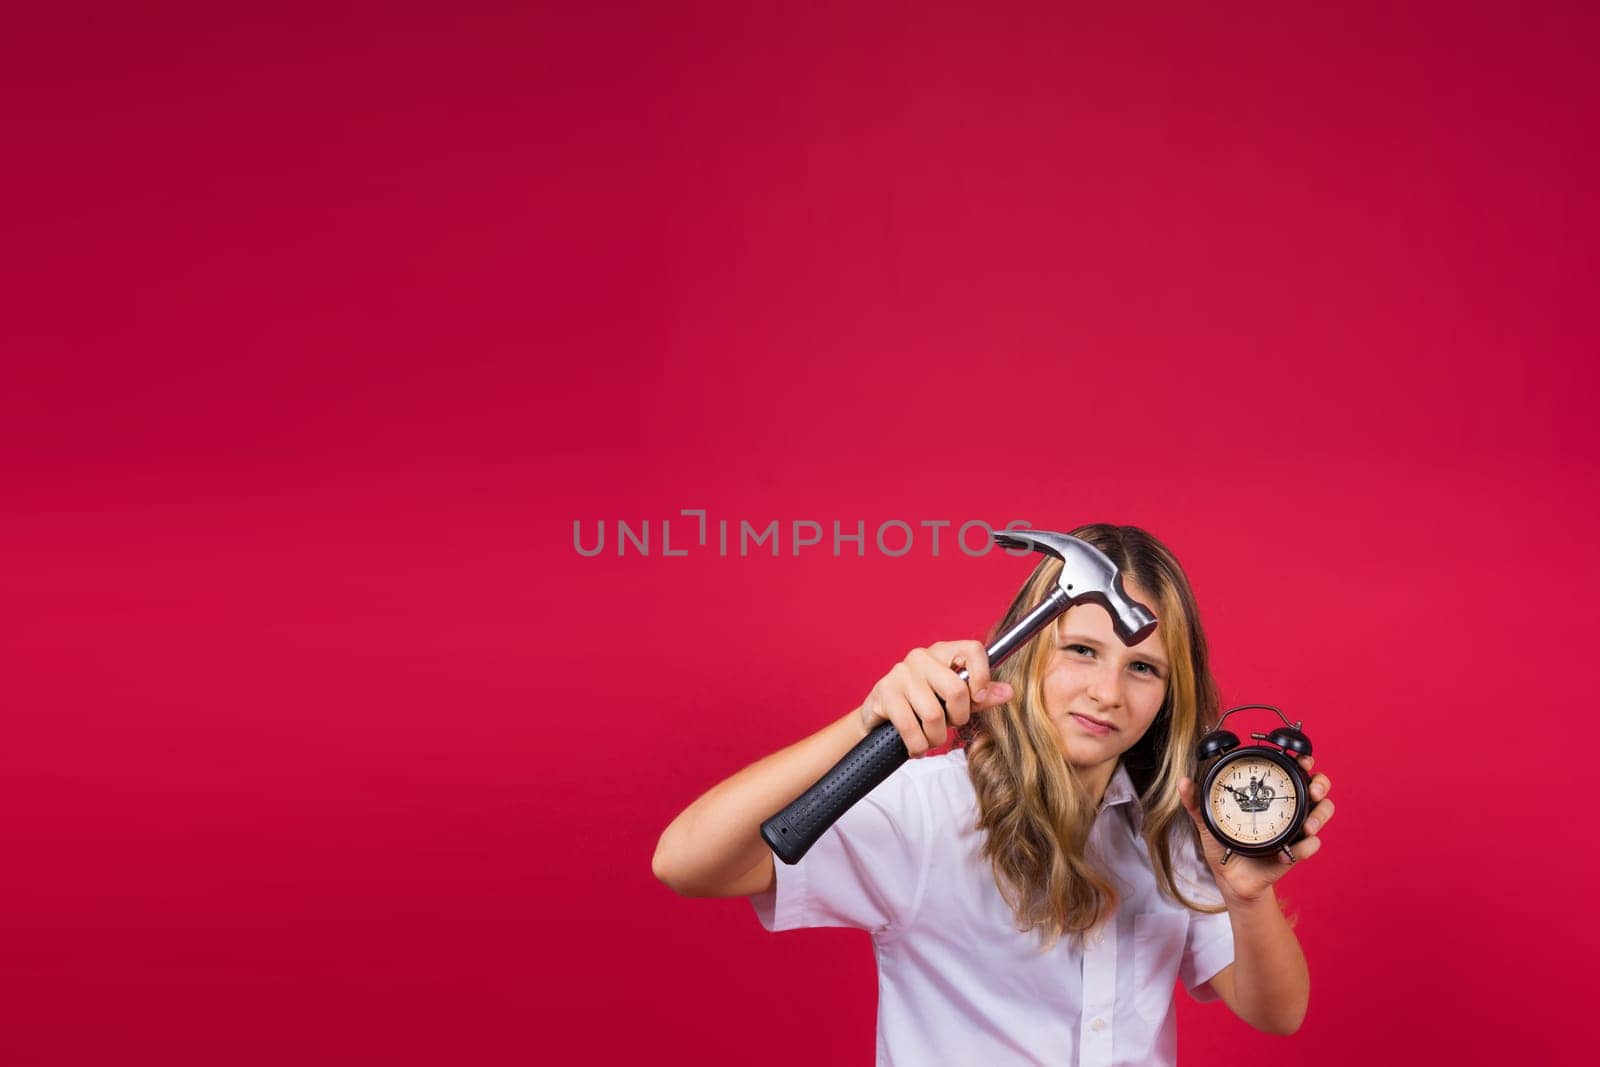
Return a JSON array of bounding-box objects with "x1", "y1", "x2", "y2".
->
[{"x1": 1070, "y1": 713, "x2": 1115, "y2": 736}]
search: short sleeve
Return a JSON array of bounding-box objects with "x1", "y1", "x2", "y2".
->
[
  {"x1": 1176, "y1": 834, "x2": 1236, "y2": 1002},
  {"x1": 749, "y1": 764, "x2": 931, "y2": 937}
]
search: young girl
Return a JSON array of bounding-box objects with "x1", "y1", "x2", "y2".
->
[{"x1": 653, "y1": 524, "x2": 1333, "y2": 1065}]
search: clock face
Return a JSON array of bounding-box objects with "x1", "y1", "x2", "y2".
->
[{"x1": 1207, "y1": 754, "x2": 1300, "y2": 846}]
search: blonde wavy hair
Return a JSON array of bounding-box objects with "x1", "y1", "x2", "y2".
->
[{"x1": 950, "y1": 523, "x2": 1225, "y2": 952}]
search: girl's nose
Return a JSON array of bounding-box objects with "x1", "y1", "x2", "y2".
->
[{"x1": 1088, "y1": 669, "x2": 1122, "y2": 706}]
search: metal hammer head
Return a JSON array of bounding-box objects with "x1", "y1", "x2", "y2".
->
[{"x1": 995, "y1": 529, "x2": 1158, "y2": 645}]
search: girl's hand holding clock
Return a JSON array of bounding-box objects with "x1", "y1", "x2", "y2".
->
[{"x1": 1176, "y1": 755, "x2": 1334, "y2": 907}]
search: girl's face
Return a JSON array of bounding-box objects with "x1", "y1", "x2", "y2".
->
[{"x1": 1040, "y1": 580, "x2": 1171, "y2": 776}]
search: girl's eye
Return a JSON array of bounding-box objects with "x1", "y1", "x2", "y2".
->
[{"x1": 1064, "y1": 645, "x2": 1161, "y2": 677}]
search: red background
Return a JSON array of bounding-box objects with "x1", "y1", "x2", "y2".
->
[{"x1": 4, "y1": 2, "x2": 1596, "y2": 1064}]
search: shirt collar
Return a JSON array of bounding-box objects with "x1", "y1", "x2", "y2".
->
[{"x1": 1097, "y1": 761, "x2": 1144, "y2": 834}]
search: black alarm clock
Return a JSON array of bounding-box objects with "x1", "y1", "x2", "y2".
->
[{"x1": 1196, "y1": 704, "x2": 1314, "y2": 865}]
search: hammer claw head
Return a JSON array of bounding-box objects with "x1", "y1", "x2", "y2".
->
[{"x1": 997, "y1": 529, "x2": 1158, "y2": 646}]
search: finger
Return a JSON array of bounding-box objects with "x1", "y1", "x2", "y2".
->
[
  {"x1": 972, "y1": 681, "x2": 1014, "y2": 708},
  {"x1": 1310, "y1": 772, "x2": 1332, "y2": 801},
  {"x1": 1298, "y1": 754, "x2": 1315, "y2": 773},
  {"x1": 900, "y1": 660, "x2": 953, "y2": 750},
  {"x1": 884, "y1": 666, "x2": 933, "y2": 757},
  {"x1": 934, "y1": 642, "x2": 1011, "y2": 710},
  {"x1": 1304, "y1": 798, "x2": 1334, "y2": 835},
  {"x1": 1177, "y1": 779, "x2": 1204, "y2": 823},
  {"x1": 912, "y1": 648, "x2": 971, "y2": 728},
  {"x1": 931, "y1": 639, "x2": 992, "y2": 698}
]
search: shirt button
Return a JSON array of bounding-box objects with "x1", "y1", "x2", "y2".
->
[
  {"x1": 1091, "y1": 1018, "x2": 1106, "y2": 1032},
  {"x1": 1094, "y1": 932, "x2": 1105, "y2": 946}
]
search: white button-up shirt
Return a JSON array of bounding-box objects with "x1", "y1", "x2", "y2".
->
[{"x1": 751, "y1": 749, "x2": 1235, "y2": 1066}]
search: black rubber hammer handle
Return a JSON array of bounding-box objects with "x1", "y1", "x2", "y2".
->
[{"x1": 759, "y1": 588, "x2": 1071, "y2": 864}]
